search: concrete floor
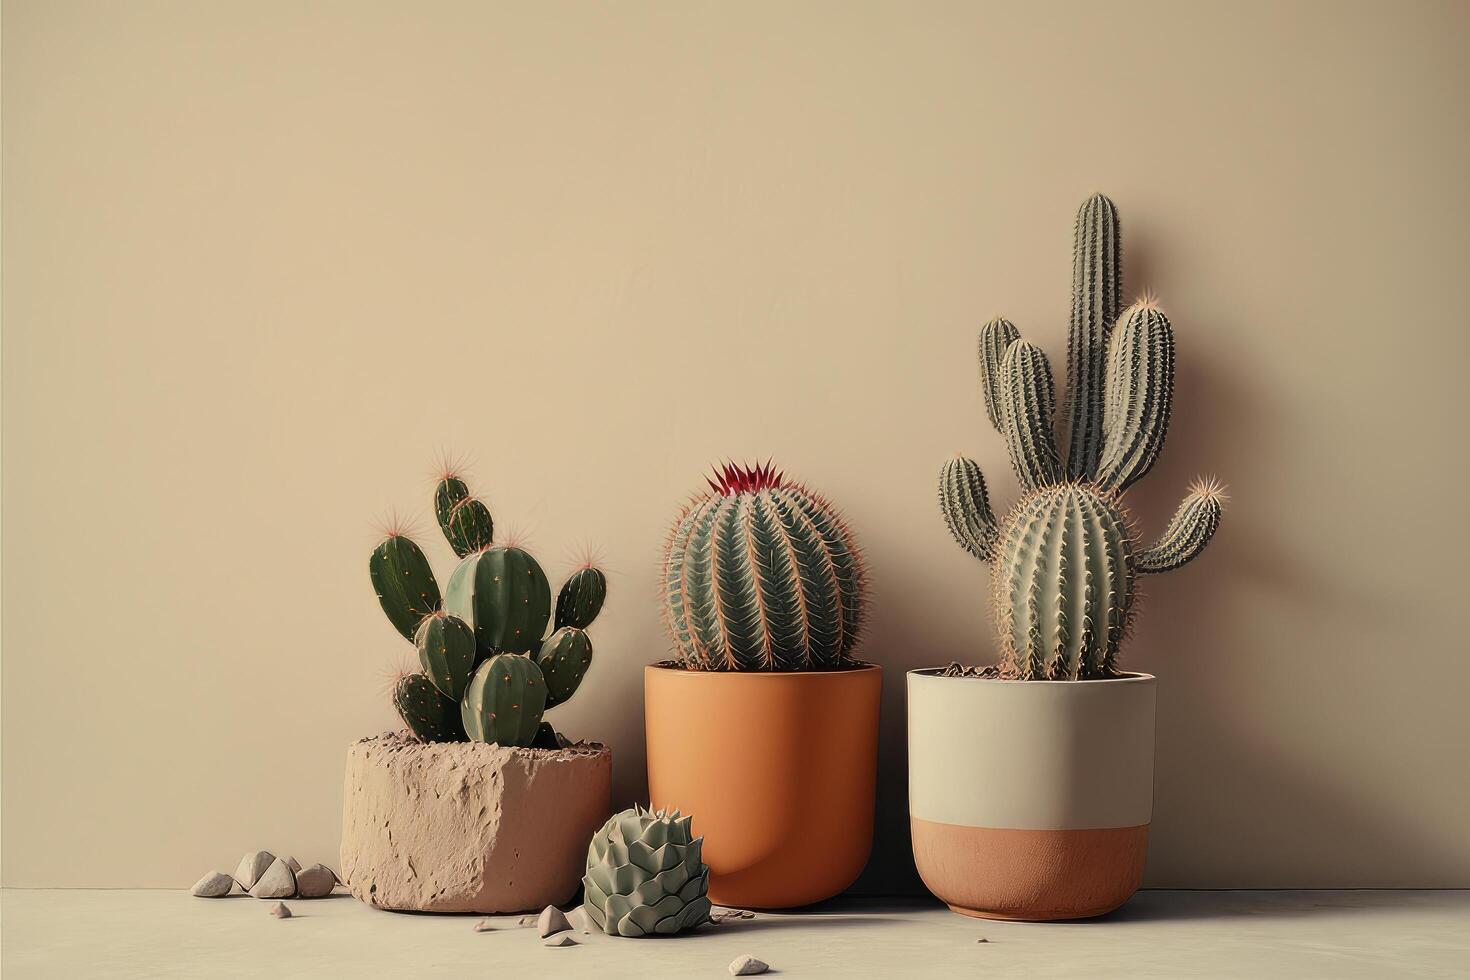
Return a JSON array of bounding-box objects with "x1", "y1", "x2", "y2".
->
[{"x1": 2, "y1": 889, "x2": 1466, "y2": 979}]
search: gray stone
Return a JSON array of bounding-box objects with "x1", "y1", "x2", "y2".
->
[
  {"x1": 233, "y1": 851, "x2": 275, "y2": 890},
  {"x1": 295, "y1": 864, "x2": 336, "y2": 898},
  {"x1": 730, "y1": 953, "x2": 769, "y2": 976},
  {"x1": 543, "y1": 933, "x2": 577, "y2": 947},
  {"x1": 282, "y1": 856, "x2": 302, "y2": 873},
  {"x1": 268, "y1": 902, "x2": 292, "y2": 919},
  {"x1": 537, "y1": 905, "x2": 572, "y2": 938},
  {"x1": 249, "y1": 858, "x2": 296, "y2": 899},
  {"x1": 190, "y1": 872, "x2": 235, "y2": 897}
]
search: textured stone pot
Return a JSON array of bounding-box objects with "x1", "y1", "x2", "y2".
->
[
  {"x1": 644, "y1": 663, "x2": 881, "y2": 909},
  {"x1": 340, "y1": 732, "x2": 611, "y2": 913},
  {"x1": 908, "y1": 670, "x2": 1156, "y2": 921}
]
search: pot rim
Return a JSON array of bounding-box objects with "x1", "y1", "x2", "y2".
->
[
  {"x1": 907, "y1": 669, "x2": 1154, "y2": 685},
  {"x1": 646, "y1": 661, "x2": 882, "y2": 679}
]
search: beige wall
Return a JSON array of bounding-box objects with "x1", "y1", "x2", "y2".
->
[{"x1": 4, "y1": 0, "x2": 1468, "y2": 890}]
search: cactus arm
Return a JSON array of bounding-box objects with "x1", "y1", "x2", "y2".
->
[
  {"x1": 462, "y1": 653, "x2": 546, "y2": 747},
  {"x1": 369, "y1": 535, "x2": 441, "y2": 641},
  {"x1": 393, "y1": 672, "x2": 465, "y2": 742},
  {"x1": 435, "y1": 477, "x2": 494, "y2": 557},
  {"x1": 1000, "y1": 340, "x2": 1063, "y2": 490},
  {"x1": 537, "y1": 626, "x2": 593, "y2": 708},
  {"x1": 978, "y1": 318, "x2": 1021, "y2": 432},
  {"x1": 1095, "y1": 302, "x2": 1176, "y2": 494},
  {"x1": 938, "y1": 455, "x2": 999, "y2": 562},
  {"x1": 1137, "y1": 479, "x2": 1225, "y2": 573},
  {"x1": 1064, "y1": 193, "x2": 1122, "y2": 480},
  {"x1": 555, "y1": 566, "x2": 607, "y2": 630},
  {"x1": 414, "y1": 612, "x2": 478, "y2": 701}
]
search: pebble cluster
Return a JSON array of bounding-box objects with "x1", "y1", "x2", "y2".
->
[{"x1": 190, "y1": 851, "x2": 339, "y2": 902}]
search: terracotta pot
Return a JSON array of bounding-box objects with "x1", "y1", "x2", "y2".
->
[
  {"x1": 340, "y1": 732, "x2": 611, "y2": 913},
  {"x1": 644, "y1": 663, "x2": 881, "y2": 908},
  {"x1": 908, "y1": 670, "x2": 1156, "y2": 920}
]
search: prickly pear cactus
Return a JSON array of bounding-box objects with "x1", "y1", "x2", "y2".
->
[
  {"x1": 662, "y1": 462, "x2": 867, "y2": 671},
  {"x1": 368, "y1": 465, "x2": 607, "y2": 743},
  {"x1": 582, "y1": 806, "x2": 712, "y2": 937},
  {"x1": 938, "y1": 194, "x2": 1226, "y2": 680}
]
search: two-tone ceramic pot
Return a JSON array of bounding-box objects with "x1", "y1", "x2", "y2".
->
[{"x1": 908, "y1": 669, "x2": 1156, "y2": 920}]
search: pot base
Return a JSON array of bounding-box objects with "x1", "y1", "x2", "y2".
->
[{"x1": 912, "y1": 818, "x2": 1147, "y2": 922}]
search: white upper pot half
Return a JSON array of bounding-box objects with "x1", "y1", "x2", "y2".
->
[{"x1": 907, "y1": 670, "x2": 1157, "y2": 831}]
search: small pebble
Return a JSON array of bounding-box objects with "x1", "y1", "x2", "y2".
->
[
  {"x1": 281, "y1": 856, "x2": 302, "y2": 873},
  {"x1": 268, "y1": 902, "x2": 292, "y2": 919},
  {"x1": 977, "y1": 937, "x2": 990, "y2": 943},
  {"x1": 190, "y1": 871, "x2": 235, "y2": 898},
  {"x1": 537, "y1": 905, "x2": 572, "y2": 938},
  {"x1": 729, "y1": 953, "x2": 769, "y2": 976},
  {"x1": 473, "y1": 919, "x2": 496, "y2": 932},
  {"x1": 543, "y1": 933, "x2": 577, "y2": 947},
  {"x1": 295, "y1": 864, "x2": 336, "y2": 898},
  {"x1": 249, "y1": 858, "x2": 297, "y2": 899},
  {"x1": 233, "y1": 851, "x2": 275, "y2": 890},
  {"x1": 517, "y1": 916, "x2": 536, "y2": 927}
]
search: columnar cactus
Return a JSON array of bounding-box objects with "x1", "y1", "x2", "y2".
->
[
  {"x1": 662, "y1": 462, "x2": 867, "y2": 671},
  {"x1": 368, "y1": 465, "x2": 607, "y2": 745},
  {"x1": 939, "y1": 194, "x2": 1225, "y2": 680}
]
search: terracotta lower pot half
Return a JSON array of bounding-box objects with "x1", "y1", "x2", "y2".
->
[
  {"x1": 340, "y1": 731, "x2": 611, "y2": 913},
  {"x1": 644, "y1": 664, "x2": 881, "y2": 909},
  {"x1": 907, "y1": 670, "x2": 1156, "y2": 921}
]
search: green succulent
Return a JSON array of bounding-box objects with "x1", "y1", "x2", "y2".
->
[{"x1": 582, "y1": 806, "x2": 712, "y2": 937}]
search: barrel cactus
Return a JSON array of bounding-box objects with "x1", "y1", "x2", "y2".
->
[
  {"x1": 582, "y1": 806, "x2": 711, "y2": 937},
  {"x1": 368, "y1": 464, "x2": 607, "y2": 745},
  {"x1": 662, "y1": 462, "x2": 867, "y2": 671},
  {"x1": 938, "y1": 194, "x2": 1225, "y2": 680}
]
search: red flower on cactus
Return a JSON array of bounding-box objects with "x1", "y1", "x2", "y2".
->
[{"x1": 706, "y1": 460, "x2": 784, "y2": 496}]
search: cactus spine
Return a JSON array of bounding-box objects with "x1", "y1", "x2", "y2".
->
[
  {"x1": 938, "y1": 194, "x2": 1224, "y2": 680},
  {"x1": 368, "y1": 466, "x2": 606, "y2": 743},
  {"x1": 662, "y1": 462, "x2": 867, "y2": 671}
]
